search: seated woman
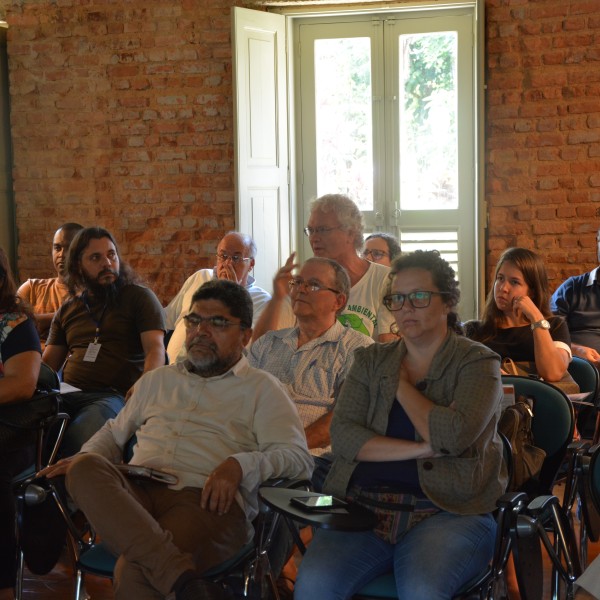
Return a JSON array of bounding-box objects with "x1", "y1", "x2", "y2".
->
[
  {"x1": 464, "y1": 247, "x2": 571, "y2": 384},
  {"x1": 295, "y1": 250, "x2": 507, "y2": 600},
  {"x1": 361, "y1": 232, "x2": 401, "y2": 267},
  {"x1": 0, "y1": 247, "x2": 42, "y2": 600}
]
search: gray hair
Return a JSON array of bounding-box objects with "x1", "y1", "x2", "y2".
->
[
  {"x1": 304, "y1": 257, "x2": 350, "y2": 315},
  {"x1": 223, "y1": 231, "x2": 257, "y2": 258},
  {"x1": 310, "y1": 194, "x2": 365, "y2": 251}
]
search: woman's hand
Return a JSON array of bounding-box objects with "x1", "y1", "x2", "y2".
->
[{"x1": 511, "y1": 295, "x2": 542, "y2": 324}]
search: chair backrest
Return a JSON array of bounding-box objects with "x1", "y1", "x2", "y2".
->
[
  {"x1": 502, "y1": 375, "x2": 575, "y2": 495},
  {"x1": 569, "y1": 357, "x2": 600, "y2": 404},
  {"x1": 37, "y1": 362, "x2": 61, "y2": 392}
]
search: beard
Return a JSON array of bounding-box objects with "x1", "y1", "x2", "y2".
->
[
  {"x1": 185, "y1": 338, "x2": 240, "y2": 377},
  {"x1": 82, "y1": 269, "x2": 122, "y2": 306}
]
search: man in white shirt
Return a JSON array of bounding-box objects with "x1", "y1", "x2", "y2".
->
[
  {"x1": 249, "y1": 257, "x2": 373, "y2": 489},
  {"x1": 42, "y1": 279, "x2": 312, "y2": 600},
  {"x1": 165, "y1": 231, "x2": 271, "y2": 363},
  {"x1": 252, "y1": 194, "x2": 396, "y2": 343}
]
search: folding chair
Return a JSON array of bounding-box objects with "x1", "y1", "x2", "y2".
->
[
  {"x1": 0, "y1": 363, "x2": 70, "y2": 600},
  {"x1": 568, "y1": 357, "x2": 600, "y2": 443},
  {"x1": 353, "y1": 434, "x2": 521, "y2": 600},
  {"x1": 23, "y1": 475, "x2": 309, "y2": 600}
]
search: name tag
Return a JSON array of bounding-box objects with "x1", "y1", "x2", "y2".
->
[{"x1": 83, "y1": 342, "x2": 102, "y2": 362}]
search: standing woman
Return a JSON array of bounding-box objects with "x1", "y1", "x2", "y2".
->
[
  {"x1": 464, "y1": 247, "x2": 571, "y2": 383},
  {"x1": 295, "y1": 250, "x2": 507, "y2": 600},
  {"x1": 0, "y1": 248, "x2": 42, "y2": 600}
]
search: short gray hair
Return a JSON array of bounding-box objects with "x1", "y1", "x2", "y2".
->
[
  {"x1": 310, "y1": 194, "x2": 365, "y2": 251},
  {"x1": 223, "y1": 231, "x2": 257, "y2": 258},
  {"x1": 304, "y1": 257, "x2": 350, "y2": 315}
]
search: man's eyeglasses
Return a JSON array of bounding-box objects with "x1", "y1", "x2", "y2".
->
[
  {"x1": 303, "y1": 226, "x2": 343, "y2": 237},
  {"x1": 362, "y1": 249, "x2": 389, "y2": 261},
  {"x1": 288, "y1": 277, "x2": 341, "y2": 295},
  {"x1": 183, "y1": 314, "x2": 245, "y2": 331},
  {"x1": 383, "y1": 290, "x2": 450, "y2": 311},
  {"x1": 216, "y1": 253, "x2": 251, "y2": 264}
]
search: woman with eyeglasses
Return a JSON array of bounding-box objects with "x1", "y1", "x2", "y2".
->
[
  {"x1": 362, "y1": 232, "x2": 401, "y2": 267},
  {"x1": 295, "y1": 250, "x2": 507, "y2": 600},
  {"x1": 464, "y1": 247, "x2": 571, "y2": 384},
  {"x1": 0, "y1": 248, "x2": 42, "y2": 600}
]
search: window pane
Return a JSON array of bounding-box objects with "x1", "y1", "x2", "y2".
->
[
  {"x1": 314, "y1": 38, "x2": 373, "y2": 211},
  {"x1": 399, "y1": 32, "x2": 458, "y2": 210}
]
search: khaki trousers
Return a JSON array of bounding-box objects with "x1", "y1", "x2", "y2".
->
[{"x1": 66, "y1": 453, "x2": 248, "y2": 600}]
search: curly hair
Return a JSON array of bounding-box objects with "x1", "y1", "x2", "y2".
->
[
  {"x1": 389, "y1": 249, "x2": 462, "y2": 334},
  {"x1": 310, "y1": 194, "x2": 365, "y2": 251},
  {"x1": 191, "y1": 279, "x2": 253, "y2": 330}
]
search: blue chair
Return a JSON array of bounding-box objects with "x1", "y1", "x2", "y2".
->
[
  {"x1": 353, "y1": 435, "x2": 521, "y2": 600},
  {"x1": 568, "y1": 356, "x2": 600, "y2": 442},
  {"x1": 28, "y1": 475, "x2": 309, "y2": 600}
]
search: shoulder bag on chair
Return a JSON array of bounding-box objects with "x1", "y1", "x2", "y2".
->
[
  {"x1": 498, "y1": 394, "x2": 546, "y2": 493},
  {"x1": 501, "y1": 357, "x2": 580, "y2": 395}
]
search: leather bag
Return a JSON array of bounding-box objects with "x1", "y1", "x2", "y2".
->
[{"x1": 501, "y1": 357, "x2": 580, "y2": 395}]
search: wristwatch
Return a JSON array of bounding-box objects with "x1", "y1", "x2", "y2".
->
[{"x1": 530, "y1": 319, "x2": 551, "y2": 331}]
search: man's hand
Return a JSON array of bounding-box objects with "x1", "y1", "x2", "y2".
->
[
  {"x1": 272, "y1": 253, "x2": 299, "y2": 300},
  {"x1": 37, "y1": 455, "x2": 78, "y2": 479},
  {"x1": 200, "y1": 457, "x2": 243, "y2": 516},
  {"x1": 573, "y1": 344, "x2": 600, "y2": 365},
  {"x1": 218, "y1": 262, "x2": 242, "y2": 284}
]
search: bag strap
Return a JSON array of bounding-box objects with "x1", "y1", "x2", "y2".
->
[{"x1": 502, "y1": 357, "x2": 519, "y2": 376}]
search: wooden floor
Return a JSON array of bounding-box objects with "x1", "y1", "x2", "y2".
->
[{"x1": 17, "y1": 487, "x2": 600, "y2": 600}]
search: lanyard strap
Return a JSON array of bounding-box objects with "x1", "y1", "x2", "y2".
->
[{"x1": 82, "y1": 293, "x2": 107, "y2": 344}]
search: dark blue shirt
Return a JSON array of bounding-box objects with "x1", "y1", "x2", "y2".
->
[
  {"x1": 551, "y1": 268, "x2": 600, "y2": 351},
  {"x1": 349, "y1": 400, "x2": 422, "y2": 495}
]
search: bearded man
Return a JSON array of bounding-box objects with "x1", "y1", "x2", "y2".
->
[{"x1": 43, "y1": 226, "x2": 166, "y2": 456}]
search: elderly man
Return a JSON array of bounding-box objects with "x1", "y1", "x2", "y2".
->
[
  {"x1": 43, "y1": 226, "x2": 166, "y2": 456},
  {"x1": 551, "y1": 228, "x2": 600, "y2": 366},
  {"x1": 17, "y1": 222, "x2": 83, "y2": 343},
  {"x1": 41, "y1": 279, "x2": 312, "y2": 600},
  {"x1": 249, "y1": 257, "x2": 373, "y2": 489},
  {"x1": 253, "y1": 194, "x2": 396, "y2": 343},
  {"x1": 165, "y1": 231, "x2": 270, "y2": 363}
]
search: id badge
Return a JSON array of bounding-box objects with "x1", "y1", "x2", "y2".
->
[{"x1": 83, "y1": 342, "x2": 102, "y2": 362}]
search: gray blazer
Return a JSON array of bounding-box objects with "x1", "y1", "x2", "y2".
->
[{"x1": 324, "y1": 332, "x2": 508, "y2": 515}]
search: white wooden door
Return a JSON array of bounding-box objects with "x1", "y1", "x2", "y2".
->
[{"x1": 232, "y1": 8, "x2": 289, "y2": 293}]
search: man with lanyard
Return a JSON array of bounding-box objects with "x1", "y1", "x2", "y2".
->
[
  {"x1": 165, "y1": 231, "x2": 270, "y2": 362},
  {"x1": 43, "y1": 226, "x2": 165, "y2": 457}
]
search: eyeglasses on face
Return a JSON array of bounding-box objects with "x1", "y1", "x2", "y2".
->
[
  {"x1": 216, "y1": 252, "x2": 251, "y2": 264},
  {"x1": 183, "y1": 314, "x2": 245, "y2": 331},
  {"x1": 288, "y1": 277, "x2": 341, "y2": 295},
  {"x1": 303, "y1": 226, "x2": 343, "y2": 237},
  {"x1": 362, "y1": 249, "x2": 389, "y2": 260},
  {"x1": 383, "y1": 290, "x2": 450, "y2": 311}
]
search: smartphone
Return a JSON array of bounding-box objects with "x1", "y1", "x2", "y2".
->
[{"x1": 290, "y1": 495, "x2": 348, "y2": 511}]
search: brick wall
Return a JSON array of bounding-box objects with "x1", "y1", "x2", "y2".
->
[
  {"x1": 5, "y1": 0, "x2": 600, "y2": 303},
  {"x1": 6, "y1": 0, "x2": 241, "y2": 303},
  {"x1": 486, "y1": 0, "x2": 600, "y2": 285}
]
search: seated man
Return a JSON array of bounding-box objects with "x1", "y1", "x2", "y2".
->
[
  {"x1": 253, "y1": 194, "x2": 396, "y2": 343},
  {"x1": 41, "y1": 279, "x2": 312, "y2": 600},
  {"x1": 551, "y1": 229, "x2": 600, "y2": 366},
  {"x1": 17, "y1": 222, "x2": 83, "y2": 345},
  {"x1": 248, "y1": 257, "x2": 373, "y2": 490},
  {"x1": 165, "y1": 231, "x2": 271, "y2": 363},
  {"x1": 43, "y1": 226, "x2": 166, "y2": 456}
]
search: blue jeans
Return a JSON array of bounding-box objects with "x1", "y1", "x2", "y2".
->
[
  {"x1": 295, "y1": 510, "x2": 497, "y2": 600},
  {"x1": 58, "y1": 391, "x2": 125, "y2": 458}
]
